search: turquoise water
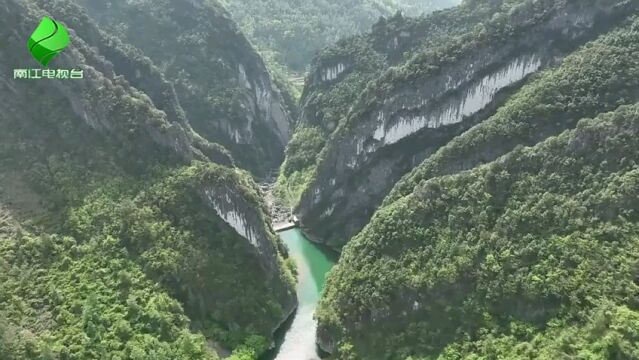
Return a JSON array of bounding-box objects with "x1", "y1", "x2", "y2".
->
[{"x1": 268, "y1": 229, "x2": 336, "y2": 360}]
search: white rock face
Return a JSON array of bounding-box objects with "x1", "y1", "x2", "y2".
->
[
  {"x1": 321, "y1": 204, "x2": 336, "y2": 219},
  {"x1": 375, "y1": 55, "x2": 542, "y2": 145},
  {"x1": 225, "y1": 71, "x2": 289, "y2": 146},
  {"x1": 321, "y1": 63, "x2": 346, "y2": 82},
  {"x1": 238, "y1": 64, "x2": 252, "y2": 89},
  {"x1": 205, "y1": 189, "x2": 260, "y2": 249},
  {"x1": 312, "y1": 187, "x2": 322, "y2": 205},
  {"x1": 256, "y1": 79, "x2": 290, "y2": 144}
]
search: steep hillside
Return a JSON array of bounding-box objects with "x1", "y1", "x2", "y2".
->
[
  {"x1": 222, "y1": 0, "x2": 460, "y2": 73},
  {"x1": 72, "y1": 0, "x2": 294, "y2": 176},
  {"x1": 275, "y1": 0, "x2": 501, "y2": 209},
  {"x1": 317, "y1": 100, "x2": 639, "y2": 359},
  {"x1": 0, "y1": 0, "x2": 294, "y2": 358},
  {"x1": 288, "y1": 0, "x2": 638, "y2": 248}
]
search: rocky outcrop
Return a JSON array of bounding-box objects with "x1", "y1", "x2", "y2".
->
[
  {"x1": 315, "y1": 62, "x2": 349, "y2": 83},
  {"x1": 202, "y1": 180, "x2": 280, "y2": 270},
  {"x1": 297, "y1": 0, "x2": 635, "y2": 248}
]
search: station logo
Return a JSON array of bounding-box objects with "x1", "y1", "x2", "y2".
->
[
  {"x1": 28, "y1": 17, "x2": 70, "y2": 66},
  {"x1": 14, "y1": 16, "x2": 83, "y2": 80}
]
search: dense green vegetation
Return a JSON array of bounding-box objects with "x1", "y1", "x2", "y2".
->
[
  {"x1": 276, "y1": 0, "x2": 531, "y2": 207},
  {"x1": 0, "y1": 165, "x2": 290, "y2": 360},
  {"x1": 0, "y1": 0, "x2": 295, "y2": 359},
  {"x1": 274, "y1": 38, "x2": 388, "y2": 203},
  {"x1": 318, "y1": 102, "x2": 639, "y2": 359},
  {"x1": 66, "y1": 164, "x2": 295, "y2": 347},
  {"x1": 222, "y1": 0, "x2": 459, "y2": 73},
  {"x1": 0, "y1": 207, "x2": 218, "y2": 360},
  {"x1": 312, "y1": 10, "x2": 639, "y2": 358},
  {"x1": 282, "y1": 0, "x2": 638, "y2": 252},
  {"x1": 274, "y1": 127, "x2": 326, "y2": 206}
]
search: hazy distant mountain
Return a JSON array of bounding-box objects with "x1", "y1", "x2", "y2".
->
[{"x1": 222, "y1": 0, "x2": 460, "y2": 72}]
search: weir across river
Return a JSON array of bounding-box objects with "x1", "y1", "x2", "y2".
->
[{"x1": 273, "y1": 222, "x2": 297, "y2": 232}]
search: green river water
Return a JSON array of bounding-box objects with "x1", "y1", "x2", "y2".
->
[{"x1": 265, "y1": 228, "x2": 337, "y2": 360}]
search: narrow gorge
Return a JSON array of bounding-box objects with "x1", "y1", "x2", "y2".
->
[{"x1": 2, "y1": 0, "x2": 639, "y2": 359}]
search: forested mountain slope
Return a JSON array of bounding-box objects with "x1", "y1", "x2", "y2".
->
[
  {"x1": 274, "y1": 0, "x2": 502, "y2": 207},
  {"x1": 286, "y1": 0, "x2": 638, "y2": 248},
  {"x1": 222, "y1": 0, "x2": 460, "y2": 73},
  {"x1": 72, "y1": 0, "x2": 294, "y2": 176},
  {"x1": 317, "y1": 100, "x2": 639, "y2": 359},
  {"x1": 311, "y1": 9, "x2": 639, "y2": 358},
  {"x1": 0, "y1": 0, "x2": 295, "y2": 358}
]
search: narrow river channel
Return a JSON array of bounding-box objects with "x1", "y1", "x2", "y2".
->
[{"x1": 264, "y1": 228, "x2": 336, "y2": 360}]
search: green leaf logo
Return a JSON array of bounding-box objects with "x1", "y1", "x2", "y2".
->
[{"x1": 28, "y1": 17, "x2": 70, "y2": 67}]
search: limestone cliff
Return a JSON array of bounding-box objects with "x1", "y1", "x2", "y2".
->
[
  {"x1": 72, "y1": 0, "x2": 294, "y2": 175},
  {"x1": 295, "y1": 0, "x2": 636, "y2": 248}
]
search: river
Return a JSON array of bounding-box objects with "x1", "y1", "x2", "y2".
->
[{"x1": 264, "y1": 228, "x2": 336, "y2": 360}]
